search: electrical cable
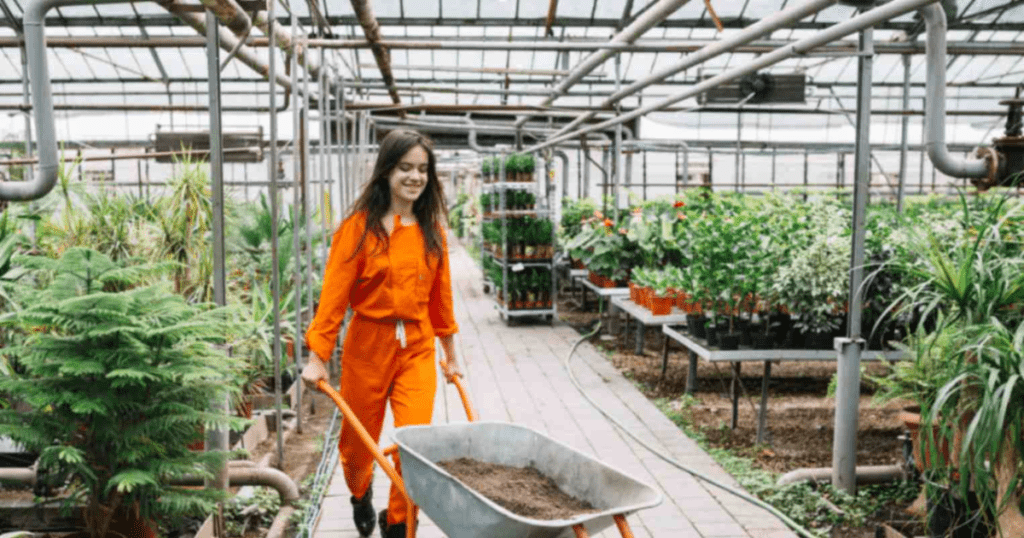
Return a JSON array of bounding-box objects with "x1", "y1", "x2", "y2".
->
[{"x1": 563, "y1": 321, "x2": 819, "y2": 538}]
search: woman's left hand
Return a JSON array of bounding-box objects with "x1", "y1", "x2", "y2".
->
[{"x1": 438, "y1": 334, "x2": 461, "y2": 382}]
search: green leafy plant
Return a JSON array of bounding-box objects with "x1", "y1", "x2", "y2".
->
[{"x1": 0, "y1": 247, "x2": 248, "y2": 537}]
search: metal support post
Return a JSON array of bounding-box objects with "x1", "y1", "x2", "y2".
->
[
  {"x1": 266, "y1": 0, "x2": 285, "y2": 470},
  {"x1": 204, "y1": 9, "x2": 229, "y2": 492},
  {"x1": 756, "y1": 361, "x2": 772, "y2": 445},
  {"x1": 686, "y1": 350, "x2": 697, "y2": 394},
  {"x1": 897, "y1": 54, "x2": 911, "y2": 213},
  {"x1": 291, "y1": 16, "x2": 305, "y2": 435},
  {"x1": 832, "y1": 21, "x2": 872, "y2": 495}
]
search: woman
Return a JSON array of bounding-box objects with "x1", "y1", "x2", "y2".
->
[{"x1": 301, "y1": 129, "x2": 462, "y2": 538}]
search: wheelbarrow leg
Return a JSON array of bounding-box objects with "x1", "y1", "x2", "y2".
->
[
  {"x1": 572, "y1": 524, "x2": 590, "y2": 537},
  {"x1": 613, "y1": 514, "x2": 635, "y2": 538}
]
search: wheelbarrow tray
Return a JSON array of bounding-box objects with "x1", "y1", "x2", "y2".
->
[{"x1": 393, "y1": 421, "x2": 662, "y2": 538}]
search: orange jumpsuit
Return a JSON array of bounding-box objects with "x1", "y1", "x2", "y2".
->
[{"x1": 305, "y1": 212, "x2": 458, "y2": 525}]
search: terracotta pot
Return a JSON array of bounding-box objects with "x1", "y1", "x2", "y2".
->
[
  {"x1": 900, "y1": 406, "x2": 957, "y2": 474},
  {"x1": 650, "y1": 296, "x2": 673, "y2": 316},
  {"x1": 629, "y1": 282, "x2": 639, "y2": 303}
]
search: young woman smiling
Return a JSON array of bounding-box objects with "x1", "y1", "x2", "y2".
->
[{"x1": 301, "y1": 129, "x2": 462, "y2": 538}]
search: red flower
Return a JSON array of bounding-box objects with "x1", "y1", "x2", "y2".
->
[
  {"x1": 604, "y1": 218, "x2": 614, "y2": 228},
  {"x1": 673, "y1": 201, "x2": 685, "y2": 208}
]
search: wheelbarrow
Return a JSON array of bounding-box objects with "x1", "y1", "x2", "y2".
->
[{"x1": 317, "y1": 360, "x2": 661, "y2": 538}]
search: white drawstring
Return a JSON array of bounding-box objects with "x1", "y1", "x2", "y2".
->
[{"x1": 395, "y1": 319, "x2": 407, "y2": 349}]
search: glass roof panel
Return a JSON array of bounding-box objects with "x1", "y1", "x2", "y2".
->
[
  {"x1": 479, "y1": 1, "x2": 517, "y2": 19},
  {"x1": 404, "y1": 0, "x2": 439, "y2": 18}
]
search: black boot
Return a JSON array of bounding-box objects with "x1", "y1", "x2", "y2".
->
[
  {"x1": 351, "y1": 487, "x2": 375, "y2": 537},
  {"x1": 378, "y1": 509, "x2": 409, "y2": 538}
]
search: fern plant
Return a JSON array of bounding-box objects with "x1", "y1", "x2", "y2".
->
[{"x1": 0, "y1": 247, "x2": 248, "y2": 538}]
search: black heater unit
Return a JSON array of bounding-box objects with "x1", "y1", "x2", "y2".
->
[
  {"x1": 697, "y1": 73, "x2": 807, "y2": 105},
  {"x1": 152, "y1": 128, "x2": 264, "y2": 163}
]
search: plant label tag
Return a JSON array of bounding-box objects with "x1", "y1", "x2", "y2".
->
[{"x1": 512, "y1": 263, "x2": 525, "y2": 272}]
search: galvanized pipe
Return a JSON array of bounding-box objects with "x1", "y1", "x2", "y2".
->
[
  {"x1": 348, "y1": 0, "x2": 401, "y2": 110},
  {"x1": 198, "y1": 0, "x2": 250, "y2": 35},
  {"x1": 526, "y1": 0, "x2": 945, "y2": 153},
  {"x1": 4, "y1": 36, "x2": 1024, "y2": 55},
  {"x1": 162, "y1": 0, "x2": 295, "y2": 92},
  {"x1": 897, "y1": 54, "x2": 911, "y2": 213},
  {"x1": 549, "y1": 0, "x2": 838, "y2": 139},
  {"x1": 513, "y1": 0, "x2": 691, "y2": 129},
  {"x1": 266, "y1": 0, "x2": 285, "y2": 473},
  {"x1": 919, "y1": 3, "x2": 990, "y2": 179},
  {"x1": 251, "y1": 10, "x2": 321, "y2": 79}
]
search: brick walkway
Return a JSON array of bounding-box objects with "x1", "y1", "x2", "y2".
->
[{"x1": 311, "y1": 240, "x2": 797, "y2": 538}]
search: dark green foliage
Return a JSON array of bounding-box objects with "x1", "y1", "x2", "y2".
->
[{"x1": 0, "y1": 247, "x2": 249, "y2": 537}]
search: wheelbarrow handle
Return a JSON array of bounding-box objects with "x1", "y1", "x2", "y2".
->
[
  {"x1": 315, "y1": 380, "x2": 412, "y2": 504},
  {"x1": 440, "y1": 360, "x2": 478, "y2": 422}
]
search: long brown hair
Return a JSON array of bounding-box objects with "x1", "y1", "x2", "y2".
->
[{"x1": 346, "y1": 129, "x2": 448, "y2": 260}]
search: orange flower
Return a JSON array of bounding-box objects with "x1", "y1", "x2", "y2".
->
[
  {"x1": 677, "y1": 211, "x2": 687, "y2": 220},
  {"x1": 673, "y1": 201, "x2": 685, "y2": 208},
  {"x1": 594, "y1": 210, "x2": 604, "y2": 219},
  {"x1": 631, "y1": 207, "x2": 643, "y2": 215},
  {"x1": 603, "y1": 218, "x2": 613, "y2": 228},
  {"x1": 618, "y1": 227, "x2": 628, "y2": 235}
]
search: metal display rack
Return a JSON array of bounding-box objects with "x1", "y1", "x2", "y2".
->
[{"x1": 480, "y1": 152, "x2": 557, "y2": 326}]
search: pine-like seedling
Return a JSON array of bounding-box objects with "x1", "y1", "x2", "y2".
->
[{"x1": 0, "y1": 247, "x2": 249, "y2": 537}]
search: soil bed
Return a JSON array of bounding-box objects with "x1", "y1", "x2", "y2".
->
[
  {"x1": 557, "y1": 297, "x2": 924, "y2": 537},
  {"x1": 437, "y1": 458, "x2": 598, "y2": 520}
]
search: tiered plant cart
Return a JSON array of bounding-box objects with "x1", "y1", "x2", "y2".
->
[{"x1": 479, "y1": 152, "x2": 556, "y2": 326}]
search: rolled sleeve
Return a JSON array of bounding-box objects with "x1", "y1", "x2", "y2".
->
[
  {"x1": 305, "y1": 214, "x2": 364, "y2": 361},
  {"x1": 428, "y1": 230, "x2": 459, "y2": 337}
]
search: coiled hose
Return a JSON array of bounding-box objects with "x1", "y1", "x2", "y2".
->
[{"x1": 564, "y1": 322, "x2": 819, "y2": 538}]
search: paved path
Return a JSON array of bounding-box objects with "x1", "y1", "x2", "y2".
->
[{"x1": 312, "y1": 240, "x2": 797, "y2": 538}]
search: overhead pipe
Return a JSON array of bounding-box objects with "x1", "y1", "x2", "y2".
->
[
  {"x1": 526, "y1": 0, "x2": 946, "y2": 154},
  {"x1": 512, "y1": 0, "x2": 692, "y2": 129},
  {"x1": 348, "y1": 0, "x2": 403, "y2": 113},
  {"x1": 549, "y1": 0, "x2": 839, "y2": 141},
  {"x1": 197, "y1": 0, "x2": 250, "y2": 35},
  {"x1": 919, "y1": 3, "x2": 992, "y2": 179},
  {"x1": 251, "y1": 11, "x2": 322, "y2": 80},
  {"x1": 161, "y1": 0, "x2": 295, "y2": 92},
  {"x1": 3, "y1": 0, "x2": 296, "y2": 202}
]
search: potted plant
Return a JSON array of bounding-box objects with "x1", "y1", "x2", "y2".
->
[
  {"x1": 0, "y1": 248, "x2": 248, "y2": 538},
  {"x1": 885, "y1": 192, "x2": 1024, "y2": 535},
  {"x1": 481, "y1": 158, "x2": 491, "y2": 183}
]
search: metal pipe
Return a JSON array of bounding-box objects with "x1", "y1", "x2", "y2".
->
[
  {"x1": 6, "y1": 36, "x2": 1024, "y2": 55},
  {"x1": 251, "y1": 11, "x2": 321, "y2": 79},
  {"x1": 162, "y1": 0, "x2": 296, "y2": 92},
  {"x1": 290, "y1": 13, "x2": 305, "y2": 437},
  {"x1": 0, "y1": 465, "x2": 299, "y2": 505},
  {"x1": 526, "y1": 0, "x2": 944, "y2": 154},
  {"x1": 205, "y1": 10, "x2": 230, "y2": 493},
  {"x1": 897, "y1": 54, "x2": 911, "y2": 213},
  {"x1": 550, "y1": 0, "x2": 839, "y2": 139},
  {"x1": 513, "y1": 0, "x2": 691, "y2": 129},
  {"x1": 265, "y1": 0, "x2": 285, "y2": 475},
  {"x1": 778, "y1": 464, "x2": 906, "y2": 486},
  {"x1": 919, "y1": 3, "x2": 991, "y2": 179},
  {"x1": 833, "y1": 16, "x2": 873, "y2": 495},
  {"x1": 348, "y1": 0, "x2": 402, "y2": 111},
  {"x1": 198, "y1": 0, "x2": 250, "y2": 35}
]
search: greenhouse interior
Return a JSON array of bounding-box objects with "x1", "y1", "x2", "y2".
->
[{"x1": 1, "y1": 0, "x2": 1023, "y2": 537}]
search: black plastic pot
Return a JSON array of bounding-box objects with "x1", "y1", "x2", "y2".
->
[
  {"x1": 688, "y1": 315, "x2": 707, "y2": 339},
  {"x1": 784, "y1": 326, "x2": 804, "y2": 349},
  {"x1": 718, "y1": 332, "x2": 741, "y2": 350},
  {"x1": 751, "y1": 332, "x2": 774, "y2": 350},
  {"x1": 705, "y1": 325, "x2": 719, "y2": 347},
  {"x1": 804, "y1": 331, "x2": 834, "y2": 351},
  {"x1": 925, "y1": 482, "x2": 992, "y2": 538}
]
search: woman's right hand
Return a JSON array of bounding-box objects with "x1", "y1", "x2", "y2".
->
[{"x1": 301, "y1": 353, "x2": 329, "y2": 391}]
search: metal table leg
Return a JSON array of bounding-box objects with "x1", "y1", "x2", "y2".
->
[
  {"x1": 756, "y1": 360, "x2": 772, "y2": 445},
  {"x1": 730, "y1": 362, "x2": 741, "y2": 430},
  {"x1": 686, "y1": 350, "x2": 698, "y2": 394},
  {"x1": 660, "y1": 334, "x2": 671, "y2": 378},
  {"x1": 634, "y1": 321, "x2": 644, "y2": 355}
]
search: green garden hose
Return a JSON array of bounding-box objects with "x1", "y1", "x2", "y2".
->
[{"x1": 564, "y1": 321, "x2": 819, "y2": 538}]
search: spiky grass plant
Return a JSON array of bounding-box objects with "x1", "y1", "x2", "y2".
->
[{"x1": 0, "y1": 247, "x2": 248, "y2": 537}]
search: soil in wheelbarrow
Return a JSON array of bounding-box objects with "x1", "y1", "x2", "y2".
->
[{"x1": 438, "y1": 458, "x2": 600, "y2": 520}]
